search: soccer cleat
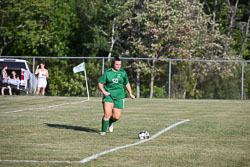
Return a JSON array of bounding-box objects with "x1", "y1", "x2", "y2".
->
[
  {"x1": 108, "y1": 123, "x2": 113, "y2": 133},
  {"x1": 99, "y1": 132, "x2": 106, "y2": 136}
]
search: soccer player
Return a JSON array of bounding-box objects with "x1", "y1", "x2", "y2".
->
[{"x1": 98, "y1": 56, "x2": 135, "y2": 135}]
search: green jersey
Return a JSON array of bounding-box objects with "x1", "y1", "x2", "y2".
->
[{"x1": 98, "y1": 68, "x2": 129, "y2": 100}]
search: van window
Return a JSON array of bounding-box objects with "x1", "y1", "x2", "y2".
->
[{"x1": 0, "y1": 62, "x2": 26, "y2": 70}]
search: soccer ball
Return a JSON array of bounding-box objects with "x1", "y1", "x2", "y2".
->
[{"x1": 138, "y1": 130, "x2": 150, "y2": 140}]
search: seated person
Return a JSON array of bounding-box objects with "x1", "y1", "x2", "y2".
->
[
  {"x1": 11, "y1": 70, "x2": 18, "y2": 79},
  {"x1": 8, "y1": 71, "x2": 20, "y2": 89}
]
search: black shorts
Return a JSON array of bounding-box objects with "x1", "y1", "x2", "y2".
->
[{"x1": 1, "y1": 83, "x2": 9, "y2": 87}]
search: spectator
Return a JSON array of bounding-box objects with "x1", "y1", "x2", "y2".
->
[
  {"x1": 8, "y1": 71, "x2": 20, "y2": 89},
  {"x1": 1, "y1": 65, "x2": 12, "y2": 96},
  {"x1": 35, "y1": 62, "x2": 49, "y2": 96}
]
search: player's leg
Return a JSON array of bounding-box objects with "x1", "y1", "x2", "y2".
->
[
  {"x1": 101, "y1": 102, "x2": 114, "y2": 135},
  {"x1": 109, "y1": 99, "x2": 124, "y2": 132},
  {"x1": 109, "y1": 108, "x2": 122, "y2": 133},
  {"x1": 110, "y1": 108, "x2": 122, "y2": 122},
  {"x1": 103, "y1": 102, "x2": 113, "y2": 121}
]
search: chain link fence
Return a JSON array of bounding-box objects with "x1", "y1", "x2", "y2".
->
[{"x1": 1, "y1": 56, "x2": 250, "y2": 100}]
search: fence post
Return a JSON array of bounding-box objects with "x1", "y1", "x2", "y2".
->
[
  {"x1": 32, "y1": 57, "x2": 35, "y2": 73},
  {"x1": 102, "y1": 57, "x2": 105, "y2": 74},
  {"x1": 241, "y1": 62, "x2": 244, "y2": 100},
  {"x1": 168, "y1": 60, "x2": 172, "y2": 99}
]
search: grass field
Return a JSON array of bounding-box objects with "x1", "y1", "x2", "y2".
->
[{"x1": 0, "y1": 96, "x2": 250, "y2": 167}]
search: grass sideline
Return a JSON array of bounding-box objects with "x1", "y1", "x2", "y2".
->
[{"x1": 0, "y1": 96, "x2": 250, "y2": 167}]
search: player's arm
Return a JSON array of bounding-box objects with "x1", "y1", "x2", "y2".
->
[
  {"x1": 125, "y1": 83, "x2": 135, "y2": 99},
  {"x1": 98, "y1": 82, "x2": 110, "y2": 96}
]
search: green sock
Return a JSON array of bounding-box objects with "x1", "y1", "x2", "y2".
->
[{"x1": 102, "y1": 119, "x2": 109, "y2": 132}]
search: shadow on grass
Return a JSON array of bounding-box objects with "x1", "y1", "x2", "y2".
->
[{"x1": 44, "y1": 123, "x2": 99, "y2": 133}]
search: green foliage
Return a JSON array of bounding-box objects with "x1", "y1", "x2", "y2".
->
[
  {"x1": 46, "y1": 59, "x2": 103, "y2": 97},
  {"x1": 0, "y1": 0, "x2": 79, "y2": 57},
  {"x1": 245, "y1": 63, "x2": 250, "y2": 99},
  {"x1": 0, "y1": 0, "x2": 52, "y2": 55},
  {"x1": 152, "y1": 86, "x2": 167, "y2": 98},
  {"x1": 82, "y1": 0, "x2": 126, "y2": 57},
  {"x1": 113, "y1": 0, "x2": 236, "y2": 98},
  {"x1": 200, "y1": 0, "x2": 250, "y2": 59},
  {"x1": 48, "y1": 65, "x2": 88, "y2": 97},
  {"x1": 0, "y1": 0, "x2": 249, "y2": 99}
]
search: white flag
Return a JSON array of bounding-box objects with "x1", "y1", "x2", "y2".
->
[{"x1": 73, "y1": 62, "x2": 85, "y2": 73}]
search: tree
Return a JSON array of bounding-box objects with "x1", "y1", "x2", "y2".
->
[
  {"x1": 83, "y1": 0, "x2": 126, "y2": 58},
  {"x1": 0, "y1": 0, "x2": 79, "y2": 57},
  {"x1": 116, "y1": 0, "x2": 234, "y2": 98},
  {"x1": 200, "y1": 0, "x2": 250, "y2": 59},
  {"x1": 0, "y1": 0, "x2": 52, "y2": 55}
]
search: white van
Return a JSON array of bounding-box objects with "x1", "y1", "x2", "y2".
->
[{"x1": 0, "y1": 59, "x2": 37, "y2": 94}]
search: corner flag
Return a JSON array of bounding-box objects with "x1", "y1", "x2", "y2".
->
[
  {"x1": 73, "y1": 62, "x2": 89, "y2": 100},
  {"x1": 73, "y1": 62, "x2": 85, "y2": 73}
]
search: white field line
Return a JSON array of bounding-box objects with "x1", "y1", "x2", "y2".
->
[
  {"x1": 0, "y1": 119, "x2": 190, "y2": 164},
  {"x1": 0, "y1": 160, "x2": 77, "y2": 164},
  {"x1": 79, "y1": 119, "x2": 190, "y2": 163},
  {"x1": 2, "y1": 99, "x2": 89, "y2": 114}
]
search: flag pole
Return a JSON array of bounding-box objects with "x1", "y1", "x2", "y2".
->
[{"x1": 84, "y1": 67, "x2": 90, "y2": 101}]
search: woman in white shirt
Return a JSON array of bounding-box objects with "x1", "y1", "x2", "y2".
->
[{"x1": 35, "y1": 62, "x2": 49, "y2": 95}]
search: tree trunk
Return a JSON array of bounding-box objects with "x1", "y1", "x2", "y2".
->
[
  {"x1": 183, "y1": 88, "x2": 186, "y2": 99},
  {"x1": 239, "y1": 16, "x2": 250, "y2": 57},
  {"x1": 0, "y1": 38, "x2": 14, "y2": 56},
  {"x1": 227, "y1": 0, "x2": 239, "y2": 36},
  {"x1": 108, "y1": 17, "x2": 117, "y2": 61},
  {"x1": 149, "y1": 58, "x2": 155, "y2": 99},
  {"x1": 212, "y1": 0, "x2": 217, "y2": 31}
]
